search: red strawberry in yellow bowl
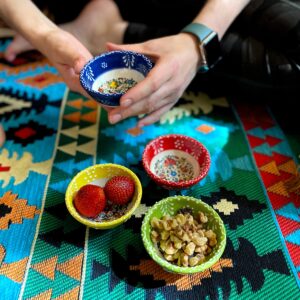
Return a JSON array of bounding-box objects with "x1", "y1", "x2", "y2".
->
[
  {"x1": 65, "y1": 164, "x2": 142, "y2": 229},
  {"x1": 73, "y1": 184, "x2": 106, "y2": 218},
  {"x1": 104, "y1": 176, "x2": 135, "y2": 205}
]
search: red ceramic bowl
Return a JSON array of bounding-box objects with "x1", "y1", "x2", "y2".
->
[{"x1": 142, "y1": 134, "x2": 210, "y2": 190}]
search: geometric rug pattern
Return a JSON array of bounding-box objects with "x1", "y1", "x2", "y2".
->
[
  {"x1": 236, "y1": 103, "x2": 300, "y2": 281},
  {"x1": 1, "y1": 37, "x2": 300, "y2": 299}
]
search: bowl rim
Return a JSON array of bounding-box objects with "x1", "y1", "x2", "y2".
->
[
  {"x1": 142, "y1": 134, "x2": 211, "y2": 189},
  {"x1": 79, "y1": 50, "x2": 153, "y2": 97},
  {"x1": 141, "y1": 195, "x2": 227, "y2": 274},
  {"x1": 65, "y1": 163, "x2": 142, "y2": 229}
]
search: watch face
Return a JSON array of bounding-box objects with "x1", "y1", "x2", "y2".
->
[{"x1": 204, "y1": 34, "x2": 222, "y2": 69}]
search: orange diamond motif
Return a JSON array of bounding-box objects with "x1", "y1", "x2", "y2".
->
[
  {"x1": 127, "y1": 127, "x2": 144, "y2": 136},
  {"x1": 196, "y1": 124, "x2": 215, "y2": 134},
  {"x1": 18, "y1": 72, "x2": 63, "y2": 88}
]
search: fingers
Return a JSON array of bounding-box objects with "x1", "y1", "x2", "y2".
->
[
  {"x1": 73, "y1": 56, "x2": 90, "y2": 75},
  {"x1": 106, "y1": 54, "x2": 183, "y2": 125},
  {"x1": 63, "y1": 46, "x2": 92, "y2": 74},
  {"x1": 57, "y1": 64, "x2": 90, "y2": 97},
  {"x1": 108, "y1": 78, "x2": 180, "y2": 125},
  {"x1": 137, "y1": 102, "x2": 175, "y2": 127},
  {"x1": 106, "y1": 42, "x2": 180, "y2": 124},
  {"x1": 101, "y1": 106, "x2": 114, "y2": 113},
  {"x1": 119, "y1": 58, "x2": 175, "y2": 108}
]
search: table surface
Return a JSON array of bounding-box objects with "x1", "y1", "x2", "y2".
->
[{"x1": 0, "y1": 38, "x2": 299, "y2": 300}]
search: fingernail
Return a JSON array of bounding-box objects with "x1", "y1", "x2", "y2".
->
[
  {"x1": 110, "y1": 114, "x2": 122, "y2": 124},
  {"x1": 121, "y1": 99, "x2": 132, "y2": 107}
]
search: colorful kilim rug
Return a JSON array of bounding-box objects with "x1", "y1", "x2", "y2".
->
[{"x1": 0, "y1": 36, "x2": 300, "y2": 300}]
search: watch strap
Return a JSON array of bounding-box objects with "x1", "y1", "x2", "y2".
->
[
  {"x1": 182, "y1": 23, "x2": 216, "y2": 45},
  {"x1": 181, "y1": 23, "x2": 222, "y2": 72}
]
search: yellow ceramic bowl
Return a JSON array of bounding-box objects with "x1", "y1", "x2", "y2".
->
[{"x1": 65, "y1": 163, "x2": 142, "y2": 229}]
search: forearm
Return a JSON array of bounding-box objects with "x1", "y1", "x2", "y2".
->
[
  {"x1": 194, "y1": 0, "x2": 251, "y2": 38},
  {"x1": 0, "y1": 0, "x2": 57, "y2": 51}
]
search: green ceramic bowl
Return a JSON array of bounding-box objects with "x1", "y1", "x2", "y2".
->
[{"x1": 141, "y1": 196, "x2": 226, "y2": 274}]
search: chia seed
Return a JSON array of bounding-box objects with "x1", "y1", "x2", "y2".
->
[
  {"x1": 89, "y1": 201, "x2": 130, "y2": 222},
  {"x1": 98, "y1": 77, "x2": 137, "y2": 94}
]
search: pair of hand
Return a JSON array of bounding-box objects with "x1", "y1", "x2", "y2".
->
[{"x1": 45, "y1": 29, "x2": 201, "y2": 127}]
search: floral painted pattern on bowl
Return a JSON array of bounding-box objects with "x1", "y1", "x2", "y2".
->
[
  {"x1": 150, "y1": 149, "x2": 200, "y2": 182},
  {"x1": 143, "y1": 134, "x2": 210, "y2": 190}
]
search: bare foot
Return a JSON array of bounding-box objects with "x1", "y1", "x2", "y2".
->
[
  {"x1": 4, "y1": 34, "x2": 34, "y2": 61},
  {"x1": 64, "y1": 0, "x2": 128, "y2": 55},
  {"x1": 4, "y1": 0, "x2": 127, "y2": 60},
  {"x1": 0, "y1": 124, "x2": 5, "y2": 147}
]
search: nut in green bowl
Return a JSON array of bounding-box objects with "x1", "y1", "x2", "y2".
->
[{"x1": 141, "y1": 196, "x2": 226, "y2": 274}]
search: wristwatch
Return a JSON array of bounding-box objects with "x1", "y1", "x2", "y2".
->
[{"x1": 181, "y1": 23, "x2": 222, "y2": 73}]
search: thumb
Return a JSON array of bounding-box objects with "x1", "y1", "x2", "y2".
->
[
  {"x1": 73, "y1": 56, "x2": 90, "y2": 75},
  {"x1": 59, "y1": 36, "x2": 92, "y2": 74},
  {"x1": 106, "y1": 42, "x2": 145, "y2": 54},
  {"x1": 106, "y1": 42, "x2": 158, "y2": 63}
]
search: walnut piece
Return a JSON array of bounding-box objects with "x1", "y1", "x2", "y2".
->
[{"x1": 150, "y1": 208, "x2": 218, "y2": 267}]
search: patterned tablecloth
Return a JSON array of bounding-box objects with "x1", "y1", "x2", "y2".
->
[{"x1": 0, "y1": 37, "x2": 299, "y2": 300}]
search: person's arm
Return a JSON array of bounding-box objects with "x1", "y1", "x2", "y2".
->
[
  {"x1": 193, "y1": 0, "x2": 250, "y2": 39},
  {"x1": 106, "y1": 0, "x2": 250, "y2": 127},
  {"x1": 0, "y1": 0, "x2": 92, "y2": 94},
  {"x1": 0, "y1": 0, "x2": 56, "y2": 48}
]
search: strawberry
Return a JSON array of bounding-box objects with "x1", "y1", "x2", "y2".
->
[
  {"x1": 104, "y1": 176, "x2": 135, "y2": 205},
  {"x1": 74, "y1": 184, "x2": 106, "y2": 218}
]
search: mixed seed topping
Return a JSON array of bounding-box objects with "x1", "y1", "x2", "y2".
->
[{"x1": 98, "y1": 78, "x2": 137, "y2": 94}]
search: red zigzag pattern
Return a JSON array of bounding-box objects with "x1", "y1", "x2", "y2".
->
[{"x1": 235, "y1": 103, "x2": 300, "y2": 280}]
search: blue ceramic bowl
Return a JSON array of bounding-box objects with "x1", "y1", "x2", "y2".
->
[{"x1": 80, "y1": 50, "x2": 153, "y2": 107}]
